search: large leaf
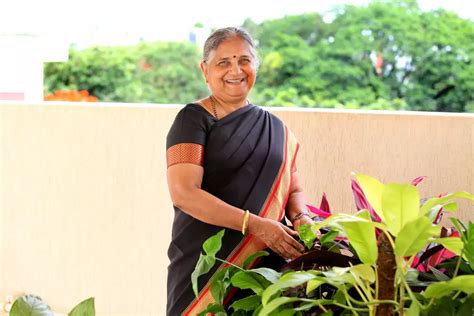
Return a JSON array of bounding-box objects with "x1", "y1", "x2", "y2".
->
[
  {"x1": 465, "y1": 222, "x2": 474, "y2": 269},
  {"x1": 229, "y1": 294, "x2": 261, "y2": 311},
  {"x1": 350, "y1": 264, "x2": 375, "y2": 283},
  {"x1": 203, "y1": 229, "x2": 225, "y2": 257},
  {"x1": 10, "y1": 295, "x2": 54, "y2": 316},
  {"x1": 249, "y1": 267, "x2": 281, "y2": 284},
  {"x1": 68, "y1": 297, "x2": 95, "y2": 316},
  {"x1": 242, "y1": 250, "x2": 269, "y2": 269},
  {"x1": 306, "y1": 278, "x2": 325, "y2": 295},
  {"x1": 231, "y1": 271, "x2": 269, "y2": 295},
  {"x1": 320, "y1": 229, "x2": 339, "y2": 247},
  {"x1": 338, "y1": 210, "x2": 378, "y2": 265},
  {"x1": 420, "y1": 192, "x2": 474, "y2": 216},
  {"x1": 354, "y1": 174, "x2": 385, "y2": 221},
  {"x1": 262, "y1": 271, "x2": 316, "y2": 305},
  {"x1": 191, "y1": 254, "x2": 216, "y2": 297},
  {"x1": 298, "y1": 223, "x2": 317, "y2": 249},
  {"x1": 431, "y1": 237, "x2": 464, "y2": 255},
  {"x1": 191, "y1": 230, "x2": 225, "y2": 297},
  {"x1": 259, "y1": 297, "x2": 300, "y2": 314},
  {"x1": 381, "y1": 183, "x2": 420, "y2": 236},
  {"x1": 394, "y1": 217, "x2": 441, "y2": 257},
  {"x1": 424, "y1": 275, "x2": 474, "y2": 298}
]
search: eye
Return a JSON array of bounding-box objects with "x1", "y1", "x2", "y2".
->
[
  {"x1": 240, "y1": 58, "x2": 252, "y2": 65},
  {"x1": 217, "y1": 60, "x2": 230, "y2": 66}
]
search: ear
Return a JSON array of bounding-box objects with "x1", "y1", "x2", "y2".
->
[{"x1": 199, "y1": 60, "x2": 208, "y2": 83}]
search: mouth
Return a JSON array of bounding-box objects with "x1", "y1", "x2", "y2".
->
[{"x1": 224, "y1": 78, "x2": 246, "y2": 85}]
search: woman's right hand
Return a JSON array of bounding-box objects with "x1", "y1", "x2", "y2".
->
[{"x1": 248, "y1": 215, "x2": 304, "y2": 260}]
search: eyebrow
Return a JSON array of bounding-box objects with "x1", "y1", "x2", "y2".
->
[{"x1": 217, "y1": 55, "x2": 253, "y2": 61}]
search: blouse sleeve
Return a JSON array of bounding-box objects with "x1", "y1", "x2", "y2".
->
[{"x1": 166, "y1": 105, "x2": 212, "y2": 168}]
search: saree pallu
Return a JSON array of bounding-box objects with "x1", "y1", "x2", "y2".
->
[{"x1": 166, "y1": 103, "x2": 299, "y2": 315}]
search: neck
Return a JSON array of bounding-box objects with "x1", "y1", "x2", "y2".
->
[{"x1": 211, "y1": 95, "x2": 248, "y2": 111}]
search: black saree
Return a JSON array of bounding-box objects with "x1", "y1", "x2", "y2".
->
[{"x1": 166, "y1": 103, "x2": 299, "y2": 315}]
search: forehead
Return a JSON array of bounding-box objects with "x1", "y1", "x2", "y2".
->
[{"x1": 209, "y1": 37, "x2": 254, "y2": 60}]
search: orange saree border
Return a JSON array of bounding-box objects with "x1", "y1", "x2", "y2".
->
[{"x1": 183, "y1": 126, "x2": 299, "y2": 315}]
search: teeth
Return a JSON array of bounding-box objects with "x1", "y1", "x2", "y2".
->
[{"x1": 226, "y1": 79, "x2": 243, "y2": 83}]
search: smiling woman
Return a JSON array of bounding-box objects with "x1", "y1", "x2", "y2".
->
[{"x1": 165, "y1": 27, "x2": 315, "y2": 315}]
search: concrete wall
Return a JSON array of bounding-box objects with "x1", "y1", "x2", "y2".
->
[{"x1": 0, "y1": 103, "x2": 472, "y2": 315}]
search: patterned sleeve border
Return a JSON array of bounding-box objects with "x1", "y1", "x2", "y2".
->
[{"x1": 166, "y1": 143, "x2": 205, "y2": 168}]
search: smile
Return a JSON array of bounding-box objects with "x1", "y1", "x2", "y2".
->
[{"x1": 224, "y1": 78, "x2": 245, "y2": 84}]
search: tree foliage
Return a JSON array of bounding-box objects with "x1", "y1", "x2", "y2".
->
[{"x1": 44, "y1": 0, "x2": 474, "y2": 112}]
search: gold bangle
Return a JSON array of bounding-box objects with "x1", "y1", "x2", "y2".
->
[{"x1": 242, "y1": 210, "x2": 250, "y2": 235}]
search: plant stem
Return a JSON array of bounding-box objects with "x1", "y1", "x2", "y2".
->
[
  {"x1": 453, "y1": 252, "x2": 463, "y2": 278},
  {"x1": 215, "y1": 257, "x2": 245, "y2": 272}
]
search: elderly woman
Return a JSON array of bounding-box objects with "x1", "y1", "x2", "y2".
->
[{"x1": 166, "y1": 27, "x2": 314, "y2": 315}]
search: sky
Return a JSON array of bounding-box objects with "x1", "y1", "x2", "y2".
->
[{"x1": 0, "y1": 0, "x2": 473, "y2": 47}]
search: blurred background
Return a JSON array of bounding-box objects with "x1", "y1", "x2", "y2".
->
[{"x1": 1, "y1": 0, "x2": 473, "y2": 112}]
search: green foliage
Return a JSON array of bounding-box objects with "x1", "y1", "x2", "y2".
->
[
  {"x1": 10, "y1": 295, "x2": 95, "y2": 316},
  {"x1": 44, "y1": 1, "x2": 473, "y2": 112},
  {"x1": 245, "y1": 0, "x2": 474, "y2": 112},
  {"x1": 191, "y1": 229, "x2": 225, "y2": 297},
  {"x1": 44, "y1": 42, "x2": 208, "y2": 104},
  {"x1": 298, "y1": 224, "x2": 317, "y2": 250},
  {"x1": 10, "y1": 295, "x2": 53, "y2": 316},
  {"x1": 190, "y1": 174, "x2": 473, "y2": 315}
]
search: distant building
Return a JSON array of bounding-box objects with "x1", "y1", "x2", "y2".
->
[{"x1": 0, "y1": 34, "x2": 69, "y2": 102}]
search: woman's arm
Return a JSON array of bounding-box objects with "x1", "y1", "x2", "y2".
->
[
  {"x1": 167, "y1": 163, "x2": 304, "y2": 259},
  {"x1": 285, "y1": 170, "x2": 314, "y2": 231}
]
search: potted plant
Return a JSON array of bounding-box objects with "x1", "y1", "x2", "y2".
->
[{"x1": 191, "y1": 173, "x2": 474, "y2": 315}]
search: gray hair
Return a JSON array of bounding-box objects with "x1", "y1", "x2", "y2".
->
[{"x1": 203, "y1": 27, "x2": 259, "y2": 67}]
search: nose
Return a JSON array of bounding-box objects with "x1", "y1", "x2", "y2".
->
[{"x1": 230, "y1": 61, "x2": 242, "y2": 74}]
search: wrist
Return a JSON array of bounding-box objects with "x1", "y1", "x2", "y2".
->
[{"x1": 289, "y1": 210, "x2": 313, "y2": 223}]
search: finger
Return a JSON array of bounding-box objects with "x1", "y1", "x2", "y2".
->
[
  {"x1": 281, "y1": 241, "x2": 302, "y2": 259},
  {"x1": 282, "y1": 224, "x2": 299, "y2": 236},
  {"x1": 285, "y1": 236, "x2": 305, "y2": 253}
]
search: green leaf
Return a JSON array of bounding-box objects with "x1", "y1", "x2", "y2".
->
[
  {"x1": 457, "y1": 295, "x2": 474, "y2": 316},
  {"x1": 203, "y1": 229, "x2": 225, "y2": 257},
  {"x1": 191, "y1": 253, "x2": 216, "y2": 297},
  {"x1": 231, "y1": 271, "x2": 269, "y2": 295},
  {"x1": 242, "y1": 250, "x2": 269, "y2": 269},
  {"x1": 262, "y1": 271, "x2": 316, "y2": 305},
  {"x1": 424, "y1": 275, "x2": 474, "y2": 298},
  {"x1": 259, "y1": 297, "x2": 300, "y2": 314},
  {"x1": 465, "y1": 222, "x2": 474, "y2": 270},
  {"x1": 320, "y1": 229, "x2": 339, "y2": 247},
  {"x1": 230, "y1": 295, "x2": 261, "y2": 311},
  {"x1": 420, "y1": 192, "x2": 474, "y2": 216},
  {"x1": 197, "y1": 303, "x2": 226, "y2": 316},
  {"x1": 210, "y1": 279, "x2": 225, "y2": 305},
  {"x1": 428, "y1": 266, "x2": 450, "y2": 281},
  {"x1": 354, "y1": 174, "x2": 385, "y2": 221},
  {"x1": 395, "y1": 216, "x2": 441, "y2": 257},
  {"x1": 306, "y1": 278, "x2": 324, "y2": 295},
  {"x1": 10, "y1": 295, "x2": 54, "y2": 316},
  {"x1": 407, "y1": 301, "x2": 420, "y2": 316},
  {"x1": 350, "y1": 264, "x2": 375, "y2": 283},
  {"x1": 431, "y1": 237, "x2": 464, "y2": 255},
  {"x1": 298, "y1": 223, "x2": 316, "y2": 249},
  {"x1": 249, "y1": 267, "x2": 281, "y2": 284},
  {"x1": 68, "y1": 297, "x2": 95, "y2": 316},
  {"x1": 381, "y1": 183, "x2": 420, "y2": 236},
  {"x1": 338, "y1": 210, "x2": 378, "y2": 265},
  {"x1": 191, "y1": 230, "x2": 226, "y2": 297},
  {"x1": 442, "y1": 202, "x2": 458, "y2": 212}
]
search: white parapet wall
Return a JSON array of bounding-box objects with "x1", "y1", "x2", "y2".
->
[{"x1": 0, "y1": 102, "x2": 473, "y2": 315}]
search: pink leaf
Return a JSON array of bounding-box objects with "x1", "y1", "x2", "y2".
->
[
  {"x1": 350, "y1": 179, "x2": 381, "y2": 222},
  {"x1": 411, "y1": 176, "x2": 427, "y2": 186}
]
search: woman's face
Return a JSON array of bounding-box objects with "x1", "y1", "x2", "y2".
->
[{"x1": 200, "y1": 37, "x2": 257, "y2": 103}]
